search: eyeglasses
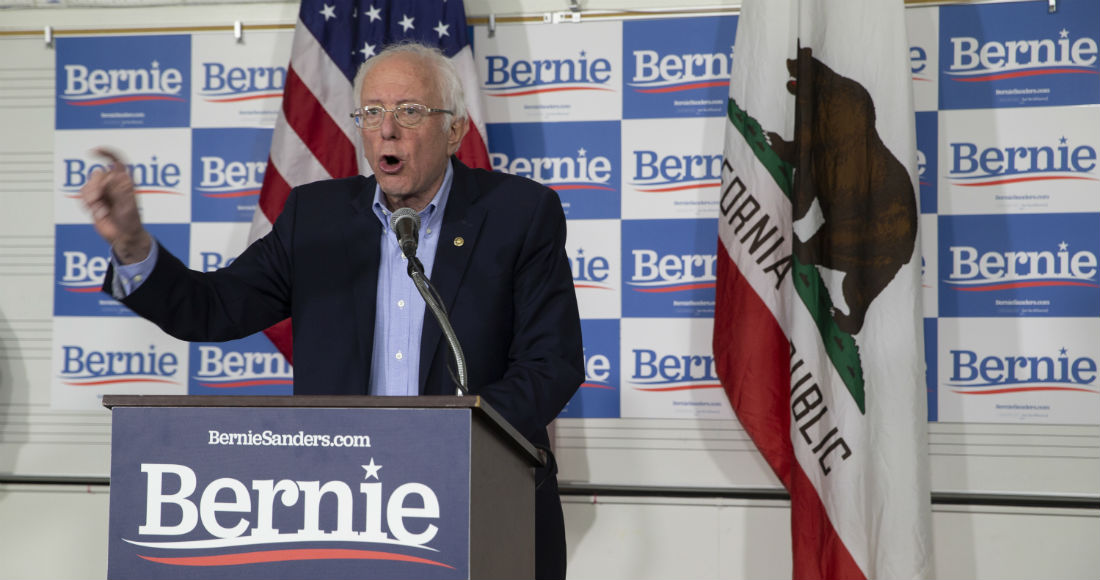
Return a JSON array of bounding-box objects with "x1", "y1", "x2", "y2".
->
[{"x1": 350, "y1": 103, "x2": 454, "y2": 129}]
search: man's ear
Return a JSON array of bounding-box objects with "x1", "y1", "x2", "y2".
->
[{"x1": 447, "y1": 115, "x2": 469, "y2": 155}]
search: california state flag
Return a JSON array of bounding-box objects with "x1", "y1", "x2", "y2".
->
[{"x1": 714, "y1": 0, "x2": 933, "y2": 578}]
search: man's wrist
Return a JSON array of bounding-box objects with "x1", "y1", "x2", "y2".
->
[{"x1": 112, "y1": 230, "x2": 153, "y2": 265}]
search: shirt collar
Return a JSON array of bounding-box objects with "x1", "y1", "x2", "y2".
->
[{"x1": 371, "y1": 160, "x2": 454, "y2": 231}]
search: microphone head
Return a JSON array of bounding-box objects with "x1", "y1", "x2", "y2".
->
[
  {"x1": 390, "y1": 207, "x2": 421, "y2": 231},
  {"x1": 390, "y1": 207, "x2": 421, "y2": 258}
]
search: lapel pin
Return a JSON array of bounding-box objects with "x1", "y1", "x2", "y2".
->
[{"x1": 453, "y1": 236, "x2": 465, "y2": 247}]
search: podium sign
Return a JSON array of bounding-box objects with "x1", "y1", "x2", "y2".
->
[{"x1": 107, "y1": 404, "x2": 474, "y2": 579}]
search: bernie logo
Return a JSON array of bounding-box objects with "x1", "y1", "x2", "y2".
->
[
  {"x1": 946, "y1": 242, "x2": 1099, "y2": 291},
  {"x1": 582, "y1": 348, "x2": 615, "y2": 391},
  {"x1": 192, "y1": 346, "x2": 292, "y2": 389},
  {"x1": 631, "y1": 150, "x2": 722, "y2": 193},
  {"x1": 196, "y1": 155, "x2": 265, "y2": 198},
  {"x1": 198, "y1": 63, "x2": 286, "y2": 103},
  {"x1": 948, "y1": 137, "x2": 1097, "y2": 187},
  {"x1": 483, "y1": 51, "x2": 614, "y2": 96},
  {"x1": 627, "y1": 249, "x2": 717, "y2": 293},
  {"x1": 59, "y1": 250, "x2": 109, "y2": 293},
  {"x1": 491, "y1": 149, "x2": 615, "y2": 192},
  {"x1": 629, "y1": 348, "x2": 720, "y2": 392},
  {"x1": 61, "y1": 156, "x2": 184, "y2": 198},
  {"x1": 911, "y1": 44, "x2": 933, "y2": 84},
  {"x1": 61, "y1": 61, "x2": 184, "y2": 105},
  {"x1": 124, "y1": 463, "x2": 452, "y2": 570},
  {"x1": 58, "y1": 345, "x2": 180, "y2": 387},
  {"x1": 948, "y1": 347, "x2": 1098, "y2": 396},
  {"x1": 628, "y1": 49, "x2": 732, "y2": 93},
  {"x1": 570, "y1": 248, "x2": 614, "y2": 291},
  {"x1": 946, "y1": 29, "x2": 1099, "y2": 82}
]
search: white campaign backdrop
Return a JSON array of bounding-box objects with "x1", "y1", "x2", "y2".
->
[{"x1": 4, "y1": 0, "x2": 1099, "y2": 511}]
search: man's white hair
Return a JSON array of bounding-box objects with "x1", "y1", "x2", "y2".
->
[{"x1": 352, "y1": 42, "x2": 467, "y2": 126}]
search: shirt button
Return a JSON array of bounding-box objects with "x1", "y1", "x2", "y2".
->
[
  {"x1": 397, "y1": 299, "x2": 406, "y2": 308},
  {"x1": 395, "y1": 351, "x2": 403, "y2": 361},
  {"x1": 132, "y1": 274, "x2": 144, "y2": 283}
]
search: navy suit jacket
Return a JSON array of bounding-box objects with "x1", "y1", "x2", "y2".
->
[{"x1": 109, "y1": 158, "x2": 583, "y2": 578}]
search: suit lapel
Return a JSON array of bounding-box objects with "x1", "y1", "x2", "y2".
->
[
  {"x1": 344, "y1": 176, "x2": 383, "y2": 380},
  {"x1": 419, "y1": 161, "x2": 486, "y2": 393}
]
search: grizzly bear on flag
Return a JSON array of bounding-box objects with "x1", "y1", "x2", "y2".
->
[{"x1": 766, "y1": 47, "x2": 918, "y2": 335}]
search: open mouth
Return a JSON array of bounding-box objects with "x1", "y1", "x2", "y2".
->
[{"x1": 379, "y1": 155, "x2": 402, "y2": 173}]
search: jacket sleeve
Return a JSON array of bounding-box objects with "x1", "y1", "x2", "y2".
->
[{"x1": 103, "y1": 191, "x2": 299, "y2": 342}]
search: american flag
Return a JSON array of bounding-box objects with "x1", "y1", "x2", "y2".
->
[{"x1": 253, "y1": 0, "x2": 490, "y2": 361}]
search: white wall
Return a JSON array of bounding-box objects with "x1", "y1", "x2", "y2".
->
[{"x1": 1, "y1": 484, "x2": 1097, "y2": 579}]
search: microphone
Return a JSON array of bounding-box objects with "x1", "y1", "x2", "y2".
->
[{"x1": 390, "y1": 207, "x2": 420, "y2": 259}]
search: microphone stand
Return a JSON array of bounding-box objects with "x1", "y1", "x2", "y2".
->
[{"x1": 407, "y1": 257, "x2": 468, "y2": 395}]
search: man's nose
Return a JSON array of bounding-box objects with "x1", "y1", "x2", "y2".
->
[{"x1": 379, "y1": 110, "x2": 401, "y2": 138}]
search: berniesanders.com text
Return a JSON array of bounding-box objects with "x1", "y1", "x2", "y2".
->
[{"x1": 208, "y1": 429, "x2": 371, "y2": 448}]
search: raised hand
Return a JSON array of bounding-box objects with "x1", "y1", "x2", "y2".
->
[{"x1": 79, "y1": 148, "x2": 152, "y2": 264}]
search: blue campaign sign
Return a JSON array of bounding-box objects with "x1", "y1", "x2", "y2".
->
[
  {"x1": 189, "y1": 333, "x2": 292, "y2": 395},
  {"x1": 621, "y1": 16, "x2": 737, "y2": 119},
  {"x1": 108, "y1": 407, "x2": 471, "y2": 580},
  {"x1": 937, "y1": 213, "x2": 1100, "y2": 317},
  {"x1": 487, "y1": 121, "x2": 621, "y2": 219},
  {"x1": 559, "y1": 319, "x2": 620, "y2": 419},
  {"x1": 54, "y1": 224, "x2": 189, "y2": 317},
  {"x1": 621, "y1": 219, "x2": 717, "y2": 317},
  {"x1": 915, "y1": 111, "x2": 938, "y2": 214},
  {"x1": 191, "y1": 128, "x2": 272, "y2": 222},
  {"x1": 56, "y1": 35, "x2": 191, "y2": 129},
  {"x1": 938, "y1": 1, "x2": 1100, "y2": 109}
]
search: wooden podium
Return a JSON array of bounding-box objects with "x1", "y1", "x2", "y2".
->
[{"x1": 102, "y1": 395, "x2": 541, "y2": 580}]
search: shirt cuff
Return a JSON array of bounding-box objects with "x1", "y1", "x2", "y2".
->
[{"x1": 110, "y1": 240, "x2": 159, "y2": 300}]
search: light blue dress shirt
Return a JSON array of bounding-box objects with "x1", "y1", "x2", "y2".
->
[
  {"x1": 109, "y1": 162, "x2": 454, "y2": 398},
  {"x1": 368, "y1": 163, "x2": 452, "y2": 396}
]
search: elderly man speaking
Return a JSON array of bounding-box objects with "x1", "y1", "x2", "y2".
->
[{"x1": 81, "y1": 42, "x2": 584, "y2": 580}]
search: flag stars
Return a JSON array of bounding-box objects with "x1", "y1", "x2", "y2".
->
[
  {"x1": 319, "y1": 3, "x2": 336, "y2": 21},
  {"x1": 399, "y1": 14, "x2": 415, "y2": 33},
  {"x1": 434, "y1": 20, "x2": 450, "y2": 38},
  {"x1": 362, "y1": 458, "x2": 382, "y2": 480},
  {"x1": 360, "y1": 41, "x2": 377, "y2": 59},
  {"x1": 366, "y1": 4, "x2": 382, "y2": 22}
]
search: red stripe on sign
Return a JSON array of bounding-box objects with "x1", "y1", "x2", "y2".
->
[
  {"x1": 635, "y1": 80, "x2": 728, "y2": 93},
  {"x1": 635, "y1": 383, "x2": 722, "y2": 392},
  {"x1": 952, "y1": 68, "x2": 1097, "y2": 82},
  {"x1": 198, "y1": 380, "x2": 294, "y2": 388},
  {"x1": 954, "y1": 386, "x2": 1097, "y2": 395},
  {"x1": 138, "y1": 548, "x2": 455, "y2": 569},
  {"x1": 953, "y1": 280, "x2": 1099, "y2": 291}
]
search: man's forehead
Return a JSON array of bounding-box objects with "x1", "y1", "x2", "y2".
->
[{"x1": 361, "y1": 55, "x2": 437, "y2": 99}]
